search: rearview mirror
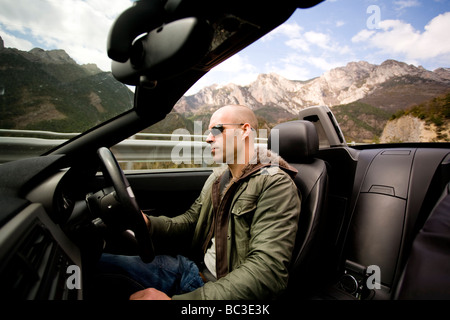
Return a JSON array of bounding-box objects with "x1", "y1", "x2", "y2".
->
[{"x1": 110, "y1": 17, "x2": 212, "y2": 86}]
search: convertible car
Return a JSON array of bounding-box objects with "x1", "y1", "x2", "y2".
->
[{"x1": 0, "y1": 0, "x2": 449, "y2": 305}]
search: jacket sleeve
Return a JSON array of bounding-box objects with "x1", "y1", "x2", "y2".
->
[
  {"x1": 173, "y1": 170, "x2": 301, "y2": 300},
  {"x1": 146, "y1": 172, "x2": 217, "y2": 254}
]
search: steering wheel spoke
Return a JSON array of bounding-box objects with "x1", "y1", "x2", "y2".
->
[{"x1": 97, "y1": 147, "x2": 155, "y2": 263}]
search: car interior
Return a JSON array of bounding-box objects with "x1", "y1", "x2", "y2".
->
[{"x1": 0, "y1": 0, "x2": 449, "y2": 301}]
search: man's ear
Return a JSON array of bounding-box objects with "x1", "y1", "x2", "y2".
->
[{"x1": 241, "y1": 123, "x2": 253, "y2": 141}]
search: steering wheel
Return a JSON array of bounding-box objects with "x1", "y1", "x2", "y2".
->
[{"x1": 97, "y1": 147, "x2": 155, "y2": 263}]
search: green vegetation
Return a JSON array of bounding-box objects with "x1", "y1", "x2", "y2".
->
[
  {"x1": 389, "y1": 91, "x2": 450, "y2": 141},
  {"x1": 0, "y1": 50, "x2": 133, "y2": 132},
  {"x1": 254, "y1": 105, "x2": 295, "y2": 129},
  {"x1": 390, "y1": 92, "x2": 450, "y2": 125},
  {"x1": 142, "y1": 112, "x2": 195, "y2": 135},
  {"x1": 332, "y1": 101, "x2": 392, "y2": 142}
]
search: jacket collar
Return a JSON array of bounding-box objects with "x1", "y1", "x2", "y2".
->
[
  {"x1": 215, "y1": 147, "x2": 297, "y2": 198},
  {"x1": 234, "y1": 146, "x2": 298, "y2": 181}
]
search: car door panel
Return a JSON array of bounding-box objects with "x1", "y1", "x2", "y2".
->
[{"x1": 125, "y1": 169, "x2": 213, "y2": 218}]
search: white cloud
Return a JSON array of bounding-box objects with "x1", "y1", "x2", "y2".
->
[
  {"x1": 267, "y1": 58, "x2": 312, "y2": 80},
  {"x1": 262, "y1": 22, "x2": 303, "y2": 42},
  {"x1": 286, "y1": 37, "x2": 311, "y2": 52},
  {"x1": 266, "y1": 22, "x2": 316, "y2": 52},
  {"x1": 307, "y1": 56, "x2": 344, "y2": 71},
  {"x1": 274, "y1": 65, "x2": 311, "y2": 81},
  {"x1": 185, "y1": 54, "x2": 259, "y2": 95},
  {"x1": 256, "y1": 18, "x2": 355, "y2": 81},
  {"x1": 268, "y1": 53, "x2": 346, "y2": 80},
  {"x1": 351, "y1": 12, "x2": 450, "y2": 63},
  {"x1": 0, "y1": 0, "x2": 133, "y2": 70},
  {"x1": 414, "y1": 12, "x2": 450, "y2": 59},
  {"x1": 352, "y1": 29, "x2": 376, "y2": 43},
  {"x1": 0, "y1": 26, "x2": 33, "y2": 50},
  {"x1": 272, "y1": 23, "x2": 350, "y2": 56},
  {"x1": 304, "y1": 31, "x2": 331, "y2": 50},
  {"x1": 394, "y1": 0, "x2": 421, "y2": 10},
  {"x1": 214, "y1": 54, "x2": 257, "y2": 75}
]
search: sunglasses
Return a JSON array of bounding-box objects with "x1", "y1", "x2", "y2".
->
[{"x1": 209, "y1": 123, "x2": 244, "y2": 136}]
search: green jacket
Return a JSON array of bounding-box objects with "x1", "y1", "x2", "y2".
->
[{"x1": 148, "y1": 149, "x2": 301, "y2": 299}]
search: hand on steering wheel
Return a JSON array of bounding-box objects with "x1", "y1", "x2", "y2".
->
[{"x1": 97, "y1": 147, "x2": 155, "y2": 263}]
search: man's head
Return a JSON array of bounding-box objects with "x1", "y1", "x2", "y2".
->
[{"x1": 206, "y1": 105, "x2": 257, "y2": 168}]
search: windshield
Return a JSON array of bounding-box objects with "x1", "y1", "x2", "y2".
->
[
  {"x1": 0, "y1": 0, "x2": 135, "y2": 163},
  {"x1": 0, "y1": 0, "x2": 449, "y2": 165}
]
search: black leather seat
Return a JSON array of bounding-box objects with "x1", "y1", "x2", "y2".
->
[
  {"x1": 394, "y1": 182, "x2": 450, "y2": 299},
  {"x1": 268, "y1": 120, "x2": 330, "y2": 298}
]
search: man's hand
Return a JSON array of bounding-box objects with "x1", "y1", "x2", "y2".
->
[
  {"x1": 141, "y1": 211, "x2": 151, "y2": 230},
  {"x1": 130, "y1": 288, "x2": 171, "y2": 300}
]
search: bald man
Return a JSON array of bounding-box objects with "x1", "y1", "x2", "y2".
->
[
  {"x1": 206, "y1": 105, "x2": 258, "y2": 173},
  {"x1": 94, "y1": 105, "x2": 301, "y2": 300}
]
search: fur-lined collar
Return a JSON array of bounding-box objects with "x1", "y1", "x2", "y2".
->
[
  {"x1": 215, "y1": 147, "x2": 298, "y2": 192},
  {"x1": 240, "y1": 147, "x2": 298, "y2": 180}
]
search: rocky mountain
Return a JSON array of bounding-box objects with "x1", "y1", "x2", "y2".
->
[
  {"x1": 176, "y1": 60, "x2": 450, "y2": 115},
  {"x1": 174, "y1": 59, "x2": 450, "y2": 141},
  {"x1": 380, "y1": 91, "x2": 450, "y2": 143},
  {"x1": 1, "y1": 36, "x2": 448, "y2": 142},
  {"x1": 0, "y1": 37, "x2": 133, "y2": 132}
]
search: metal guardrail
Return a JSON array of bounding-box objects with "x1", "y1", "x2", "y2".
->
[
  {"x1": 0, "y1": 129, "x2": 79, "y2": 139},
  {"x1": 0, "y1": 137, "x2": 68, "y2": 163},
  {"x1": 0, "y1": 129, "x2": 268, "y2": 165}
]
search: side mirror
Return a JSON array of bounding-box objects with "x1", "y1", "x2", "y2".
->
[{"x1": 110, "y1": 17, "x2": 212, "y2": 86}]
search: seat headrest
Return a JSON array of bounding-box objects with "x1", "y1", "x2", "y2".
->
[{"x1": 268, "y1": 120, "x2": 319, "y2": 163}]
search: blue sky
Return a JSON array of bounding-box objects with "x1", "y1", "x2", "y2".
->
[
  {"x1": 1, "y1": 0, "x2": 449, "y2": 95},
  {"x1": 192, "y1": 0, "x2": 450, "y2": 94}
]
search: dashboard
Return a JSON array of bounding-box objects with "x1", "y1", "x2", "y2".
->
[
  {"x1": 0, "y1": 155, "x2": 98, "y2": 300},
  {"x1": 0, "y1": 202, "x2": 83, "y2": 299}
]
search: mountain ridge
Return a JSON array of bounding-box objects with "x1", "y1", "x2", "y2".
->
[
  {"x1": 1, "y1": 38, "x2": 449, "y2": 142},
  {"x1": 173, "y1": 59, "x2": 450, "y2": 141},
  {"x1": 175, "y1": 59, "x2": 450, "y2": 116},
  {"x1": 0, "y1": 38, "x2": 133, "y2": 132}
]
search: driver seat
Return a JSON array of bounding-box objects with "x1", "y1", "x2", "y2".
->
[{"x1": 269, "y1": 120, "x2": 330, "y2": 298}]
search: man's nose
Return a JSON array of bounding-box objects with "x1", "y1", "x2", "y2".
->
[{"x1": 206, "y1": 131, "x2": 215, "y2": 143}]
